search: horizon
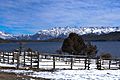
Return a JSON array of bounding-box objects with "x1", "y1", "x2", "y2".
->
[{"x1": 1, "y1": 0, "x2": 120, "y2": 34}]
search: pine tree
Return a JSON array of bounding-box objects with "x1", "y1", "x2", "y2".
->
[
  {"x1": 62, "y1": 33, "x2": 86, "y2": 55},
  {"x1": 62, "y1": 33, "x2": 97, "y2": 57}
]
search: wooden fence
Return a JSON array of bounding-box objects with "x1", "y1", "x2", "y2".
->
[{"x1": 0, "y1": 51, "x2": 120, "y2": 70}]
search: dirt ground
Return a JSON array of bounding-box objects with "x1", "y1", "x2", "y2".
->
[{"x1": 0, "y1": 72, "x2": 49, "y2": 80}]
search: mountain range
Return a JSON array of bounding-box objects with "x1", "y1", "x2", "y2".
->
[
  {"x1": 0, "y1": 27, "x2": 120, "y2": 41},
  {"x1": 0, "y1": 31, "x2": 13, "y2": 39}
]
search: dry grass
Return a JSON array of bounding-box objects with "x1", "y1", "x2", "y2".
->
[{"x1": 0, "y1": 71, "x2": 50, "y2": 80}]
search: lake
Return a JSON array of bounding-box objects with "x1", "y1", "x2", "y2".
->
[{"x1": 0, "y1": 41, "x2": 120, "y2": 57}]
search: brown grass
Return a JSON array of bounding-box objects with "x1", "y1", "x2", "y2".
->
[{"x1": 0, "y1": 71, "x2": 50, "y2": 80}]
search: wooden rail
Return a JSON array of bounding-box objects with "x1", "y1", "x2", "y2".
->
[{"x1": 0, "y1": 51, "x2": 120, "y2": 70}]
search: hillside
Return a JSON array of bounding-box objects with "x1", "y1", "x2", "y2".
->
[
  {"x1": 0, "y1": 38, "x2": 8, "y2": 43},
  {"x1": 82, "y1": 31, "x2": 120, "y2": 41}
]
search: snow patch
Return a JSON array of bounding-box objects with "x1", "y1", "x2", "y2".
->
[{"x1": 30, "y1": 70, "x2": 120, "y2": 80}]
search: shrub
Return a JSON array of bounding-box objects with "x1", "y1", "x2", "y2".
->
[
  {"x1": 100, "y1": 53, "x2": 112, "y2": 60},
  {"x1": 85, "y1": 42, "x2": 97, "y2": 58}
]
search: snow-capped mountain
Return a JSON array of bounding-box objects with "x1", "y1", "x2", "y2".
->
[
  {"x1": 34, "y1": 27, "x2": 120, "y2": 40},
  {"x1": 0, "y1": 31, "x2": 13, "y2": 39},
  {"x1": 37, "y1": 27, "x2": 120, "y2": 36},
  {"x1": 2, "y1": 27, "x2": 120, "y2": 40}
]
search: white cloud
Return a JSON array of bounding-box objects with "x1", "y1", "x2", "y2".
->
[{"x1": 0, "y1": 0, "x2": 120, "y2": 34}]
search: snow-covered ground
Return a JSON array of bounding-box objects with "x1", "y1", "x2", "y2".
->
[
  {"x1": 0, "y1": 63, "x2": 16, "y2": 67},
  {"x1": 0, "y1": 56, "x2": 120, "y2": 80},
  {"x1": 0, "y1": 69, "x2": 120, "y2": 80},
  {"x1": 31, "y1": 70, "x2": 120, "y2": 80},
  {"x1": 0, "y1": 61, "x2": 120, "y2": 80}
]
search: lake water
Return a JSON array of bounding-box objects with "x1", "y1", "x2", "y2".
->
[{"x1": 0, "y1": 41, "x2": 120, "y2": 57}]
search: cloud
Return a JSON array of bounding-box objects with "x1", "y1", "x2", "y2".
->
[{"x1": 0, "y1": 0, "x2": 120, "y2": 34}]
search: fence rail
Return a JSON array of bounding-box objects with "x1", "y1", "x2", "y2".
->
[{"x1": 0, "y1": 51, "x2": 120, "y2": 70}]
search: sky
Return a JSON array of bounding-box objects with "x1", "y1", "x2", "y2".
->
[{"x1": 0, "y1": 0, "x2": 120, "y2": 34}]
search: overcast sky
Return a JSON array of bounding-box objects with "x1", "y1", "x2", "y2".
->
[{"x1": 0, "y1": 0, "x2": 120, "y2": 34}]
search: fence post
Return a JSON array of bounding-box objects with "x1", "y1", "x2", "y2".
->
[
  {"x1": 23, "y1": 51, "x2": 25, "y2": 67},
  {"x1": 119, "y1": 59, "x2": 120, "y2": 69},
  {"x1": 3, "y1": 52, "x2": 5, "y2": 63},
  {"x1": 53, "y1": 56, "x2": 55, "y2": 70},
  {"x1": 59, "y1": 56, "x2": 60, "y2": 61},
  {"x1": 96, "y1": 58, "x2": 101, "y2": 70},
  {"x1": 84, "y1": 58, "x2": 87, "y2": 69},
  {"x1": 99, "y1": 59, "x2": 101, "y2": 70},
  {"x1": 37, "y1": 52, "x2": 39, "y2": 69},
  {"x1": 17, "y1": 52, "x2": 20, "y2": 69},
  {"x1": 12, "y1": 52, "x2": 14, "y2": 64},
  {"x1": 88, "y1": 59, "x2": 90, "y2": 70},
  {"x1": 7, "y1": 52, "x2": 9, "y2": 64},
  {"x1": 0, "y1": 52, "x2": 1, "y2": 62},
  {"x1": 79, "y1": 58, "x2": 81, "y2": 63},
  {"x1": 109, "y1": 60, "x2": 111, "y2": 69},
  {"x1": 30, "y1": 51, "x2": 32, "y2": 69},
  {"x1": 70, "y1": 57, "x2": 73, "y2": 70},
  {"x1": 45, "y1": 55, "x2": 47, "y2": 59}
]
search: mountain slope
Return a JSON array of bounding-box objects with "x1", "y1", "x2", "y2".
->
[
  {"x1": 82, "y1": 31, "x2": 120, "y2": 41},
  {"x1": 0, "y1": 31, "x2": 13, "y2": 39},
  {"x1": 32, "y1": 27, "x2": 120, "y2": 40},
  {"x1": 2, "y1": 27, "x2": 120, "y2": 40}
]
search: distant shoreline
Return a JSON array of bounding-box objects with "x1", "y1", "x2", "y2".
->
[
  {"x1": 7, "y1": 40, "x2": 120, "y2": 42},
  {"x1": 1, "y1": 40, "x2": 120, "y2": 44}
]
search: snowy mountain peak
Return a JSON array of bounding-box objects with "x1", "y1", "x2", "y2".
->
[
  {"x1": 1, "y1": 27, "x2": 120, "y2": 40},
  {"x1": 0, "y1": 31, "x2": 13, "y2": 39},
  {"x1": 37, "y1": 27, "x2": 120, "y2": 37}
]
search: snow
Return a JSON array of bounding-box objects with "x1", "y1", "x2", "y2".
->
[
  {"x1": 37, "y1": 27, "x2": 120, "y2": 37},
  {"x1": 30, "y1": 70, "x2": 120, "y2": 80},
  {"x1": 31, "y1": 27, "x2": 120, "y2": 40},
  {"x1": 0, "y1": 59, "x2": 120, "y2": 80},
  {"x1": 0, "y1": 69, "x2": 120, "y2": 80},
  {"x1": 0, "y1": 69, "x2": 33, "y2": 74},
  {"x1": 1, "y1": 27, "x2": 120, "y2": 40},
  {"x1": 0, "y1": 63, "x2": 16, "y2": 67},
  {"x1": 0, "y1": 31, "x2": 13, "y2": 39},
  {"x1": 0, "y1": 56, "x2": 120, "y2": 80}
]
